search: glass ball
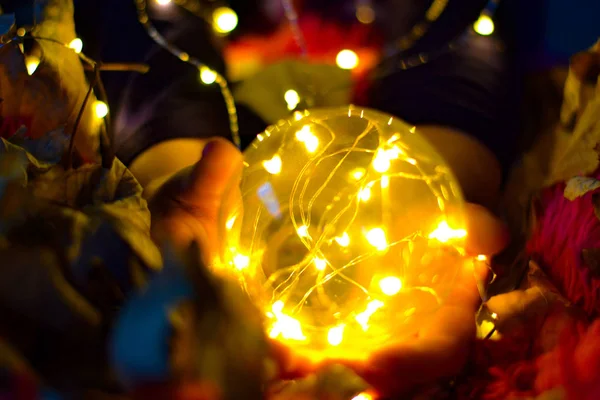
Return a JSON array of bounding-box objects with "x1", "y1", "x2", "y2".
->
[{"x1": 218, "y1": 106, "x2": 468, "y2": 361}]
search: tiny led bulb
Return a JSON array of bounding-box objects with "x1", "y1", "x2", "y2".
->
[
  {"x1": 379, "y1": 276, "x2": 402, "y2": 296},
  {"x1": 297, "y1": 225, "x2": 309, "y2": 238},
  {"x1": 366, "y1": 228, "x2": 387, "y2": 251},
  {"x1": 25, "y1": 56, "x2": 40, "y2": 75},
  {"x1": 359, "y1": 187, "x2": 372, "y2": 201},
  {"x1": 352, "y1": 393, "x2": 373, "y2": 400},
  {"x1": 335, "y1": 232, "x2": 350, "y2": 247},
  {"x1": 351, "y1": 168, "x2": 365, "y2": 180},
  {"x1": 295, "y1": 126, "x2": 319, "y2": 153},
  {"x1": 200, "y1": 66, "x2": 217, "y2": 84},
  {"x1": 263, "y1": 154, "x2": 282, "y2": 175},
  {"x1": 474, "y1": 14, "x2": 494, "y2": 36},
  {"x1": 225, "y1": 216, "x2": 236, "y2": 230},
  {"x1": 213, "y1": 7, "x2": 238, "y2": 34},
  {"x1": 314, "y1": 257, "x2": 327, "y2": 271},
  {"x1": 284, "y1": 89, "x2": 301, "y2": 111},
  {"x1": 93, "y1": 101, "x2": 109, "y2": 119},
  {"x1": 336, "y1": 49, "x2": 359, "y2": 70},
  {"x1": 477, "y1": 254, "x2": 488, "y2": 261},
  {"x1": 233, "y1": 254, "x2": 250, "y2": 270},
  {"x1": 68, "y1": 38, "x2": 83, "y2": 54},
  {"x1": 429, "y1": 221, "x2": 467, "y2": 243},
  {"x1": 373, "y1": 149, "x2": 391, "y2": 173},
  {"x1": 156, "y1": 0, "x2": 171, "y2": 5},
  {"x1": 327, "y1": 325, "x2": 345, "y2": 346}
]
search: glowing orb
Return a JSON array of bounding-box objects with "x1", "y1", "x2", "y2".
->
[{"x1": 219, "y1": 106, "x2": 469, "y2": 360}]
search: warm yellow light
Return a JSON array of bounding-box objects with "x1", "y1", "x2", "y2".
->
[
  {"x1": 269, "y1": 301, "x2": 306, "y2": 341},
  {"x1": 314, "y1": 257, "x2": 327, "y2": 271},
  {"x1": 381, "y1": 175, "x2": 390, "y2": 188},
  {"x1": 155, "y1": 0, "x2": 171, "y2": 5},
  {"x1": 263, "y1": 154, "x2": 282, "y2": 175},
  {"x1": 334, "y1": 232, "x2": 350, "y2": 247},
  {"x1": 477, "y1": 254, "x2": 488, "y2": 261},
  {"x1": 284, "y1": 89, "x2": 301, "y2": 111},
  {"x1": 474, "y1": 14, "x2": 494, "y2": 36},
  {"x1": 272, "y1": 300, "x2": 284, "y2": 314},
  {"x1": 297, "y1": 225, "x2": 309, "y2": 238},
  {"x1": 213, "y1": 7, "x2": 238, "y2": 34},
  {"x1": 366, "y1": 228, "x2": 387, "y2": 251},
  {"x1": 351, "y1": 168, "x2": 366, "y2": 180},
  {"x1": 355, "y1": 299, "x2": 384, "y2": 331},
  {"x1": 379, "y1": 276, "x2": 402, "y2": 296},
  {"x1": 429, "y1": 221, "x2": 467, "y2": 243},
  {"x1": 221, "y1": 107, "x2": 468, "y2": 360},
  {"x1": 491, "y1": 312, "x2": 498, "y2": 319},
  {"x1": 25, "y1": 56, "x2": 40, "y2": 76},
  {"x1": 295, "y1": 126, "x2": 319, "y2": 153},
  {"x1": 226, "y1": 216, "x2": 237, "y2": 230},
  {"x1": 359, "y1": 187, "x2": 372, "y2": 202},
  {"x1": 233, "y1": 254, "x2": 250, "y2": 270},
  {"x1": 373, "y1": 148, "x2": 400, "y2": 173},
  {"x1": 352, "y1": 393, "x2": 373, "y2": 400},
  {"x1": 327, "y1": 325, "x2": 345, "y2": 346},
  {"x1": 200, "y1": 66, "x2": 217, "y2": 84},
  {"x1": 406, "y1": 157, "x2": 417, "y2": 165},
  {"x1": 93, "y1": 101, "x2": 109, "y2": 119},
  {"x1": 68, "y1": 38, "x2": 83, "y2": 54},
  {"x1": 336, "y1": 49, "x2": 359, "y2": 70}
]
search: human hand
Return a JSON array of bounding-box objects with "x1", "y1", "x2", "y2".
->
[
  {"x1": 148, "y1": 137, "x2": 243, "y2": 265},
  {"x1": 273, "y1": 204, "x2": 509, "y2": 397}
]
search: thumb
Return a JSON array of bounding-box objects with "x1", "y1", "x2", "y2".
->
[
  {"x1": 464, "y1": 203, "x2": 509, "y2": 256},
  {"x1": 180, "y1": 138, "x2": 243, "y2": 223}
]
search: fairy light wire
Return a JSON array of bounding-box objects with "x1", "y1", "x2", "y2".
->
[
  {"x1": 372, "y1": 0, "x2": 502, "y2": 80},
  {"x1": 229, "y1": 110, "x2": 473, "y2": 347},
  {"x1": 134, "y1": 0, "x2": 240, "y2": 148},
  {"x1": 281, "y1": 0, "x2": 308, "y2": 59}
]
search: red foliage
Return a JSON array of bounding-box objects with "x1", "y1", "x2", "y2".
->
[{"x1": 527, "y1": 178, "x2": 600, "y2": 317}]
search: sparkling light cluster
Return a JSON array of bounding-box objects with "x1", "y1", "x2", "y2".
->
[{"x1": 219, "y1": 107, "x2": 475, "y2": 360}]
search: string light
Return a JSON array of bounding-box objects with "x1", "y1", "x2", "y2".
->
[
  {"x1": 135, "y1": 0, "x2": 240, "y2": 148},
  {"x1": 374, "y1": 0, "x2": 501, "y2": 79},
  {"x1": 199, "y1": 66, "x2": 217, "y2": 84},
  {"x1": 284, "y1": 89, "x2": 301, "y2": 111},
  {"x1": 155, "y1": 0, "x2": 171, "y2": 5},
  {"x1": 25, "y1": 55, "x2": 40, "y2": 75},
  {"x1": 220, "y1": 107, "x2": 472, "y2": 360},
  {"x1": 93, "y1": 100, "x2": 109, "y2": 119},
  {"x1": 352, "y1": 393, "x2": 373, "y2": 400},
  {"x1": 212, "y1": 7, "x2": 238, "y2": 34},
  {"x1": 68, "y1": 38, "x2": 83, "y2": 54},
  {"x1": 336, "y1": 49, "x2": 359, "y2": 70},
  {"x1": 473, "y1": 14, "x2": 495, "y2": 36},
  {"x1": 379, "y1": 276, "x2": 402, "y2": 296}
]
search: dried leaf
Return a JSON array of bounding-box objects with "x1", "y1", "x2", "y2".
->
[
  {"x1": 545, "y1": 40, "x2": 600, "y2": 186},
  {"x1": 485, "y1": 261, "x2": 588, "y2": 353},
  {"x1": 0, "y1": 0, "x2": 100, "y2": 161},
  {"x1": 564, "y1": 176, "x2": 600, "y2": 200},
  {"x1": 8, "y1": 127, "x2": 70, "y2": 164},
  {"x1": 112, "y1": 244, "x2": 267, "y2": 400}
]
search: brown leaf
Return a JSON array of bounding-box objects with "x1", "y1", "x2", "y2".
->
[
  {"x1": 0, "y1": 0, "x2": 100, "y2": 161},
  {"x1": 485, "y1": 261, "x2": 588, "y2": 353}
]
